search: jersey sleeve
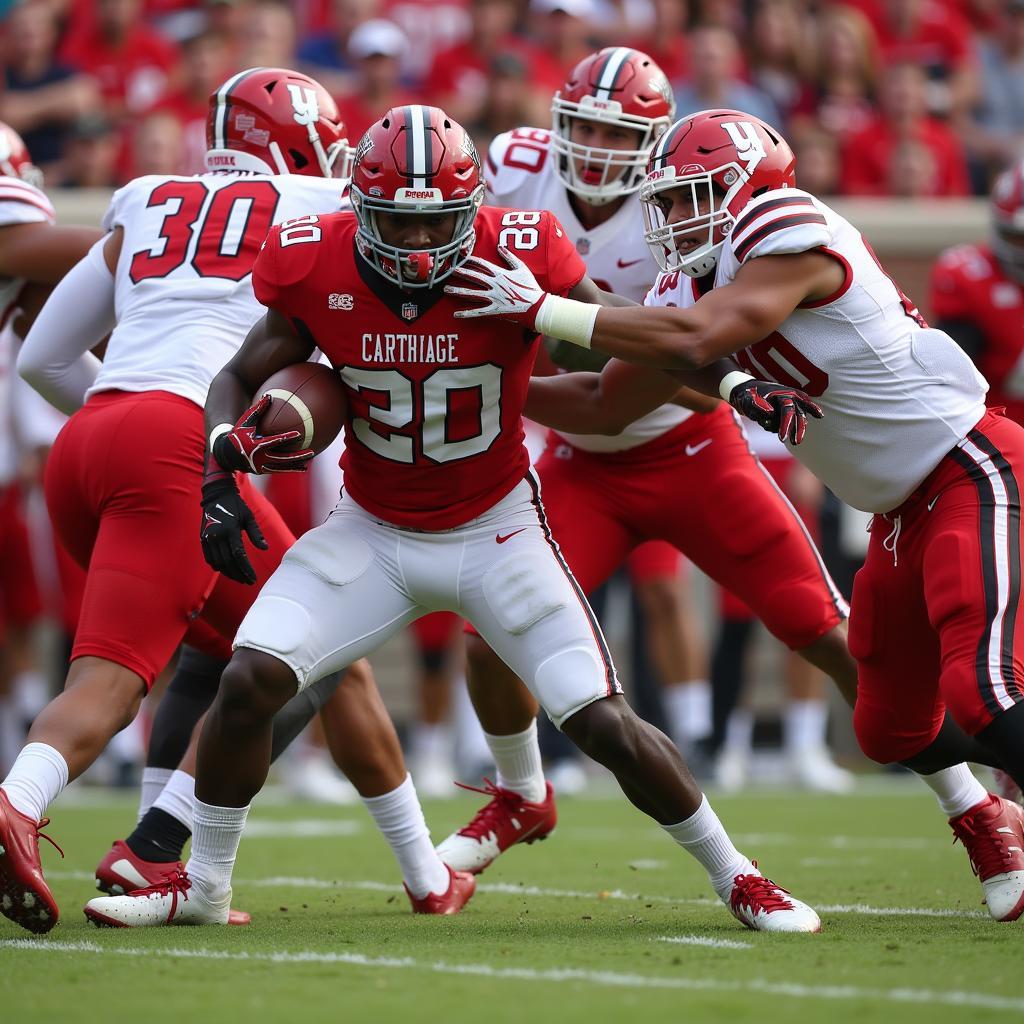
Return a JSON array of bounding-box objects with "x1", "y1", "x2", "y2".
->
[
  {"x1": 537, "y1": 211, "x2": 586, "y2": 296},
  {"x1": 0, "y1": 177, "x2": 55, "y2": 226},
  {"x1": 929, "y1": 245, "x2": 982, "y2": 322},
  {"x1": 251, "y1": 221, "x2": 326, "y2": 317},
  {"x1": 726, "y1": 189, "x2": 832, "y2": 265},
  {"x1": 484, "y1": 128, "x2": 551, "y2": 204},
  {"x1": 100, "y1": 179, "x2": 145, "y2": 232}
]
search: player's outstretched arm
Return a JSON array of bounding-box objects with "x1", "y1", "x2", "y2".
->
[{"x1": 0, "y1": 223, "x2": 102, "y2": 283}]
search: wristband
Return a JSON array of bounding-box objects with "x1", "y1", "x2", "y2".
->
[
  {"x1": 533, "y1": 294, "x2": 599, "y2": 350},
  {"x1": 719, "y1": 370, "x2": 755, "y2": 402},
  {"x1": 209, "y1": 422, "x2": 233, "y2": 451}
]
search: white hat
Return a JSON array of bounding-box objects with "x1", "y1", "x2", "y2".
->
[
  {"x1": 531, "y1": 0, "x2": 595, "y2": 16},
  {"x1": 348, "y1": 18, "x2": 409, "y2": 60}
]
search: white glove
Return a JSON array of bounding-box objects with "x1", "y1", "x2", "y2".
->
[{"x1": 446, "y1": 247, "x2": 546, "y2": 325}]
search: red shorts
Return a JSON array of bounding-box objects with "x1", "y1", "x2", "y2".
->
[
  {"x1": 626, "y1": 541, "x2": 683, "y2": 586},
  {"x1": 524, "y1": 404, "x2": 845, "y2": 649},
  {"x1": 851, "y1": 409, "x2": 1024, "y2": 758},
  {"x1": 44, "y1": 391, "x2": 294, "y2": 687},
  {"x1": 411, "y1": 610, "x2": 461, "y2": 653},
  {"x1": 0, "y1": 484, "x2": 43, "y2": 642}
]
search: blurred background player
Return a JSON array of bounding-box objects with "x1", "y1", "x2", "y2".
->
[{"x1": 0, "y1": 70, "x2": 460, "y2": 935}]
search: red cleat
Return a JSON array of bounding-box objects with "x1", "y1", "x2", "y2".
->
[
  {"x1": 0, "y1": 788, "x2": 62, "y2": 934},
  {"x1": 951, "y1": 794, "x2": 1024, "y2": 921},
  {"x1": 404, "y1": 864, "x2": 476, "y2": 914},
  {"x1": 436, "y1": 780, "x2": 557, "y2": 875},
  {"x1": 95, "y1": 841, "x2": 251, "y2": 924}
]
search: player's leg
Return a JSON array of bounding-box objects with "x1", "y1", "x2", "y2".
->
[{"x1": 460, "y1": 475, "x2": 819, "y2": 932}]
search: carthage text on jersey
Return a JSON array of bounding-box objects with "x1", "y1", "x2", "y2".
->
[{"x1": 361, "y1": 333, "x2": 461, "y2": 364}]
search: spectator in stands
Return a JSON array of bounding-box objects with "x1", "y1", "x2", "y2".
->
[
  {"x1": 236, "y1": 0, "x2": 299, "y2": 68},
  {"x1": 382, "y1": 0, "x2": 473, "y2": 84},
  {"x1": 791, "y1": 123, "x2": 842, "y2": 196},
  {"x1": 673, "y1": 23, "x2": 781, "y2": 126},
  {"x1": 0, "y1": 0, "x2": 101, "y2": 178},
  {"x1": 745, "y1": 0, "x2": 813, "y2": 129},
  {"x1": 626, "y1": 0, "x2": 691, "y2": 81},
  {"x1": 334, "y1": 18, "x2": 418, "y2": 143},
  {"x1": 425, "y1": 0, "x2": 559, "y2": 127},
  {"x1": 60, "y1": 113, "x2": 120, "y2": 188},
  {"x1": 841, "y1": 61, "x2": 971, "y2": 196},
  {"x1": 128, "y1": 110, "x2": 185, "y2": 177},
  {"x1": 529, "y1": 0, "x2": 599, "y2": 83},
  {"x1": 466, "y1": 50, "x2": 550, "y2": 150},
  {"x1": 152, "y1": 29, "x2": 233, "y2": 175},
  {"x1": 59, "y1": 0, "x2": 181, "y2": 119},
  {"x1": 794, "y1": 4, "x2": 879, "y2": 143},
  {"x1": 298, "y1": 0, "x2": 380, "y2": 96},
  {"x1": 963, "y1": 0, "x2": 1024, "y2": 187}
]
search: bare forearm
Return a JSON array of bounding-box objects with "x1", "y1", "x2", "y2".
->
[
  {"x1": 525, "y1": 374, "x2": 616, "y2": 433},
  {"x1": 204, "y1": 367, "x2": 256, "y2": 440},
  {"x1": 589, "y1": 305, "x2": 710, "y2": 368}
]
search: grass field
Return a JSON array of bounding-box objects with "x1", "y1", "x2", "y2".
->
[{"x1": 0, "y1": 780, "x2": 1017, "y2": 1023}]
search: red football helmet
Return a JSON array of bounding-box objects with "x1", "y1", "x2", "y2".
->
[
  {"x1": 0, "y1": 122, "x2": 42, "y2": 188},
  {"x1": 992, "y1": 159, "x2": 1024, "y2": 283},
  {"x1": 349, "y1": 105, "x2": 484, "y2": 289},
  {"x1": 639, "y1": 109, "x2": 796, "y2": 277},
  {"x1": 551, "y1": 47, "x2": 674, "y2": 205},
  {"x1": 205, "y1": 67, "x2": 350, "y2": 178}
]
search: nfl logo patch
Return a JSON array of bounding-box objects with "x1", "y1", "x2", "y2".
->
[
  {"x1": 576, "y1": 237, "x2": 590, "y2": 255},
  {"x1": 401, "y1": 302, "x2": 418, "y2": 320}
]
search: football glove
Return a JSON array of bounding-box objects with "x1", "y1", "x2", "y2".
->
[
  {"x1": 446, "y1": 247, "x2": 547, "y2": 326},
  {"x1": 727, "y1": 379, "x2": 823, "y2": 445},
  {"x1": 212, "y1": 394, "x2": 314, "y2": 475},
  {"x1": 200, "y1": 477, "x2": 268, "y2": 585}
]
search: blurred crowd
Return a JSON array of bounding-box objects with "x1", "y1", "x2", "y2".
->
[{"x1": 3, "y1": 0, "x2": 1023, "y2": 198}]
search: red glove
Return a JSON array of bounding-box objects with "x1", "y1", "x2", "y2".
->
[
  {"x1": 727, "y1": 379, "x2": 823, "y2": 445},
  {"x1": 212, "y1": 394, "x2": 314, "y2": 474}
]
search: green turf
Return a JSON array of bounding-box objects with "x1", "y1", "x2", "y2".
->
[{"x1": 0, "y1": 783, "x2": 1016, "y2": 1023}]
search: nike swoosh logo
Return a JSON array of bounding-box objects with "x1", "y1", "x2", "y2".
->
[
  {"x1": 215, "y1": 504, "x2": 236, "y2": 517},
  {"x1": 685, "y1": 439, "x2": 713, "y2": 456},
  {"x1": 496, "y1": 529, "x2": 527, "y2": 544},
  {"x1": 617, "y1": 258, "x2": 645, "y2": 269},
  {"x1": 927, "y1": 494, "x2": 941, "y2": 511},
  {"x1": 107, "y1": 859, "x2": 152, "y2": 890}
]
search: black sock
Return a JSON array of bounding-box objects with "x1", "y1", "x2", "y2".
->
[
  {"x1": 125, "y1": 807, "x2": 193, "y2": 863},
  {"x1": 977, "y1": 702, "x2": 1024, "y2": 790},
  {"x1": 269, "y1": 671, "x2": 345, "y2": 763},
  {"x1": 899, "y1": 713, "x2": 1004, "y2": 774},
  {"x1": 709, "y1": 617, "x2": 755, "y2": 754}
]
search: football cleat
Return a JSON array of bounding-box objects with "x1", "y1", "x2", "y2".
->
[
  {"x1": 787, "y1": 746, "x2": 856, "y2": 795},
  {"x1": 436, "y1": 779, "x2": 556, "y2": 875},
  {"x1": 405, "y1": 865, "x2": 476, "y2": 915},
  {"x1": 94, "y1": 840, "x2": 250, "y2": 924},
  {"x1": 0, "y1": 788, "x2": 62, "y2": 934},
  {"x1": 727, "y1": 863, "x2": 821, "y2": 933},
  {"x1": 83, "y1": 868, "x2": 242, "y2": 928},
  {"x1": 950, "y1": 794, "x2": 1024, "y2": 921}
]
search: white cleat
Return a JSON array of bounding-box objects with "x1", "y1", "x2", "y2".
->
[
  {"x1": 713, "y1": 748, "x2": 748, "y2": 794},
  {"x1": 788, "y1": 746, "x2": 855, "y2": 795},
  {"x1": 281, "y1": 755, "x2": 358, "y2": 806},
  {"x1": 726, "y1": 864, "x2": 821, "y2": 933},
  {"x1": 83, "y1": 869, "x2": 234, "y2": 928},
  {"x1": 411, "y1": 752, "x2": 458, "y2": 800}
]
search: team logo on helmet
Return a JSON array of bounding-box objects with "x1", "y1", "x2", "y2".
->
[
  {"x1": 721, "y1": 122, "x2": 766, "y2": 175},
  {"x1": 287, "y1": 84, "x2": 321, "y2": 128}
]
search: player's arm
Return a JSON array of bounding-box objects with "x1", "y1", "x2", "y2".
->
[
  {"x1": 17, "y1": 232, "x2": 118, "y2": 415},
  {"x1": 0, "y1": 222, "x2": 103, "y2": 282}
]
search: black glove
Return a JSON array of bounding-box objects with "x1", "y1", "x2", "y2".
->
[
  {"x1": 200, "y1": 477, "x2": 268, "y2": 585},
  {"x1": 727, "y1": 378, "x2": 823, "y2": 445}
]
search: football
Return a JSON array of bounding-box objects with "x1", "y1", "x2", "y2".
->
[{"x1": 255, "y1": 361, "x2": 348, "y2": 455}]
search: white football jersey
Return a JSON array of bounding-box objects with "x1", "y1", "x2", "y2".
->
[
  {"x1": 649, "y1": 188, "x2": 988, "y2": 513},
  {"x1": 486, "y1": 127, "x2": 689, "y2": 452},
  {"x1": 0, "y1": 176, "x2": 56, "y2": 327},
  {"x1": 91, "y1": 172, "x2": 349, "y2": 407}
]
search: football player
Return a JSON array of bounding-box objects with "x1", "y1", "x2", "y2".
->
[
  {"x1": 447, "y1": 108, "x2": 1024, "y2": 921},
  {"x1": 1, "y1": 70, "x2": 466, "y2": 935},
  {"x1": 437, "y1": 48, "x2": 862, "y2": 876},
  {"x1": 84, "y1": 104, "x2": 822, "y2": 933}
]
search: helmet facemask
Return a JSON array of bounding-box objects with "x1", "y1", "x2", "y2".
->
[{"x1": 551, "y1": 95, "x2": 668, "y2": 205}]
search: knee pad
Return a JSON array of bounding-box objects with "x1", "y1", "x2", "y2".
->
[
  {"x1": 484, "y1": 554, "x2": 567, "y2": 635},
  {"x1": 534, "y1": 645, "x2": 609, "y2": 727},
  {"x1": 852, "y1": 701, "x2": 938, "y2": 765},
  {"x1": 235, "y1": 597, "x2": 313, "y2": 659}
]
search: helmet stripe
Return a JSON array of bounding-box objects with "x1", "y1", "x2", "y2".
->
[
  {"x1": 594, "y1": 47, "x2": 633, "y2": 100},
  {"x1": 213, "y1": 67, "x2": 265, "y2": 150},
  {"x1": 651, "y1": 120, "x2": 682, "y2": 169},
  {"x1": 405, "y1": 104, "x2": 430, "y2": 188}
]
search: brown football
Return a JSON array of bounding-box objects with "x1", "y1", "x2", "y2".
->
[{"x1": 256, "y1": 362, "x2": 347, "y2": 455}]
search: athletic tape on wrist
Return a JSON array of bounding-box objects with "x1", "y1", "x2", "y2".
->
[
  {"x1": 719, "y1": 370, "x2": 755, "y2": 402},
  {"x1": 533, "y1": 295, "x2": 599, "y2": 349}
]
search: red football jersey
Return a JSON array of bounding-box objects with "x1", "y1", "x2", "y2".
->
[
  {"x1": 930, "y1": 242, "x2": 1024, "y2": 423},
  {"x1": 253, "y1": 205, "x2": 586, "y2": 529}
]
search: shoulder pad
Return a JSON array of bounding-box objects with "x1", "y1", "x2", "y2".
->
[
  {"x1": 0, "y1": 176, "x2": 55, "y2": 225},
  {"x1": 101, "y1": 175, "x2": 169, "y2": 232},
  {"x1": 484, "y1": 128, "x2": 552, "y2": 203},
  {"x1": 727, "y1": 188, "x2": 831, "y2": 265}
]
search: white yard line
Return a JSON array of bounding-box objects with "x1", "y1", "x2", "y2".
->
[
  {"x1": 46, "y1": 871, "x2": 987, "y2": 918},
  {"x1": 656, "y1": 935, "x2": 753, "y2": 950},
  {"x1": 2, "y1": 939, "x2": 1020, "y2": 1013}
]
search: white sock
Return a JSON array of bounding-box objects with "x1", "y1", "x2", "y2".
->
[
  {"x1": 665, "y1": 681, "x2": 712, "y2": 742},
  {"x1": 922, "y1": 764, "x2": 989, "y2": 818},
  {"x1": 361, "y1": 774, "x2": 450, "y2": 898},
  {"x1": 1, "y1": 742, "x2": 69, "y2": 821},
  {"x1": 411, "y1": 722, "x2": 453, "y2": 764},
  {"x1": 723, "y1": 709, "x2": 754, "y2": 753},
  {"x1": 785, "y1": 699, "x2": 828, "y2": 754},
  {"x1": 484, "y1": 721, "x2": 546, "y2": 803},
  {"x1": 137, "y1": 767, "x2": 174, "y2": 822},
  {"x1": 185, "y1": 799, "x2": 249, "y2": 902},
  {"x1": 662, "y1": 794, "x2": 755, "y2": 899},
  {"x1": 152, "y1": 769, "x2": 196, "y2": 831}
]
